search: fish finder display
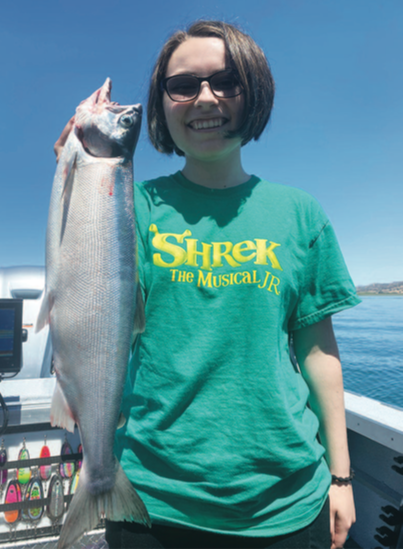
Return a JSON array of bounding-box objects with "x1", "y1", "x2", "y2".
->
[
  {"x1": 0, "y1": 309, "x2": 15, "y2": 357},
  {"x1": 0, "y1": 299, "x2": 23, "y2": 374}
]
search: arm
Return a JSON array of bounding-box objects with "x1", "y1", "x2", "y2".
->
[{"x1": 293, "y1": 316, "x2": 356, "y2": 549}]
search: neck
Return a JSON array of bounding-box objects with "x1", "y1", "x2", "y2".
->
[{"x1": 182, "y1": 152, "x2": 250, "y2": 189}]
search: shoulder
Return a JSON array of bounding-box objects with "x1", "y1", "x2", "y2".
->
[
  {"x1": 134, "y1": 174, "x2": 178, "y2": 197},
  {"x1": 255, "y1": 178, "x2": 329, "y2": 228},
  {"x1": 256, "y1": 178, "x2": 320, "y2": 204},
  {"x1": 134, "y1": 174, "x2": 179, "y2": 215}
]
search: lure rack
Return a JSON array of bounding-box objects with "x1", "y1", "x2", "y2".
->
[{"x1": 0, "y1": 426, "x2": 85, "y2": 545}]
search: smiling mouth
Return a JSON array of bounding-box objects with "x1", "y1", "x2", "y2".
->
[{"x1": 188, "y1": 118, "x2": 228, "y2": 130}]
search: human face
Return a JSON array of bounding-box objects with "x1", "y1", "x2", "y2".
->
[{"x1": 162, "y1": 37, "x2": 245, "y2": 163}]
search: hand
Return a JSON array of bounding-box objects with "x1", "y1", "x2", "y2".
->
[
  {"x1": 54, "y1": 116, "x2": 75, "y2": 162},
  {"x1": 329, "y1": 483, "x2": 356, "y2": 548}
]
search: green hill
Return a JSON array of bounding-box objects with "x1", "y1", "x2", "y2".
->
[{"x1": 356, "y1": 281, "x2": 403, "y2": 295}]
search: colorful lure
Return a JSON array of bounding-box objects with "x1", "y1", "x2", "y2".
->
[
  {"x1": 67, "y1": 469, "x2": 80, "y2": 510},
  {"x1": 0, "y1": 440, "x2": 7, "y2": 489},
  {"x1": 39, "y1": 438, "x2": 52, "y2": 481},
  {"x1": 47, "y1": 474, "x2": 65, "y2": 521},
  {"x1": 17, "y1": 440, "x2": 31, "y2": 485},
  {"x1": 22, "y1": 476, "x2": 44, "y2": 522},
  {"x1": 59, "y1": 440, "x2": 75, "y2": 479},
  {"x1": 77, "y1": 443, "x2": 83, "y2": 471},
  {"x1": 70, "y1": 469, "x2": 80, "y2": 495},
  {"x1": 4, "y1": 479, "x2": 22, "y2": 524}
]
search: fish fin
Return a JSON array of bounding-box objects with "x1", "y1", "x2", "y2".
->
[
  {"x1": 50, "y1": 382, "x2": 76, "y2": 433},
  {"x1": 60, "y1": 152, "x2": 77, "y2": 245},
  {"x1": 117, "y1": 412, "x2": 126, "y2": 429},
  {"x1": 57, "y1": 461, "x2": 151, "y2": 549},
  {"x1": 133, "y1": 285, "x2": 146, "y2": 336},
  {"x1": 35, "y1": 292, "x2": 54, "y2": 333}
]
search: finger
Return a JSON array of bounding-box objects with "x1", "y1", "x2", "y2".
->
[
  {"x1": 330, "y1": 507, "x2": 335, "y2": 547},
  {"x1": 333, "y1": 517, "x2": 349, "y2": 549},
  {"x1": 54, "y1": 116, "x2": 75, "y2": 161}
]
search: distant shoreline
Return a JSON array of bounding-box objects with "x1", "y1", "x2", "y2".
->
[
  {"x1": 356, "y1": 281, "x2": 403, "y2": 296},
  {"x1": 357, "y1": 293, "x2": 403, "y2": 297}
]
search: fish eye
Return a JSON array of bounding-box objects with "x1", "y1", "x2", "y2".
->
[{"x1": 119, "y1": 115, "x2": 134, "y2": 128}]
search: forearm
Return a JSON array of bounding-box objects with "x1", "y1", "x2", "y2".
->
[
  {"x1": 293, "y1": 317, "x2": 356, "y2": 548},
  {"x1": 301, "y1": 349, "x2": 350, "y2": 475},
  {"x1": 293, "y1": 317, "x2": 350, "y2": 475}
]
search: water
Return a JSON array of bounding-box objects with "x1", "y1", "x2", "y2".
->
[{"x1": 332, "y1": 296, "x2": 403, "y2": 409}]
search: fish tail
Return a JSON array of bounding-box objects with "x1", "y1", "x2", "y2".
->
[{"x1": 57, "y1": 461, "x2": 151, "y2": 549}]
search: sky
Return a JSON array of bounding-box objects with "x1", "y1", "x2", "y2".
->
[{"x1": 0, "y1": 0, "x2": 402, "y2": 286}]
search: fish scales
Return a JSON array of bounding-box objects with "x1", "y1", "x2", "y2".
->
[
  {"x1": 55, "y1": 161, "x2": 133, "y2": 478},
  {"x1": 36, "y1": 78, "x2": 150, "y2": 548}
]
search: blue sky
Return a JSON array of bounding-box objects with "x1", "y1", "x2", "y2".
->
[{"x1": 1, "y1": 0, "x2": 402, "y2": 285}]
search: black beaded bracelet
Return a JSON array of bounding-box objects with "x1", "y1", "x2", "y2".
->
[{"x1": 331, "y1": 469, "x2": 355, "y2": 484}]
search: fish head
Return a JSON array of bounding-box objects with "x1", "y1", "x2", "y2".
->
[{"x1": 74, "y1": 78, "x2": 142, "y2": 159}]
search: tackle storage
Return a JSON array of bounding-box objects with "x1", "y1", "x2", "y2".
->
[{"x1": 0, "y1": 267, "x2": 84, "y2": 545}]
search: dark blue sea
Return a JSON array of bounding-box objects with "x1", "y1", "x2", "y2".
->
[{"x1": 332, "y1": 296, "x2": 403, "y2": 409}]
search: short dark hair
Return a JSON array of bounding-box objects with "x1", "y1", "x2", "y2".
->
[{"x1": 147, "y1": 20, "x2": 275, "y2": 156}]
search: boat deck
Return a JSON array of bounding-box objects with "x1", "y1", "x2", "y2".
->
[
  {"x1": 0, "y1": 527, "x2": 362, "y2": 549},
  {"x1": 0, "y1": 529, "x2": 107, "y2": 549}
]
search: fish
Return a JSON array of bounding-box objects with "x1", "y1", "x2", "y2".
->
[{"x1": 36, "y1": 78, "x2": 150, "y2": 548}]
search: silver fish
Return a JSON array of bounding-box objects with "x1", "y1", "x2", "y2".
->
[{"x1": 36, "y1": 78, "x2": 150, "y2": 548}]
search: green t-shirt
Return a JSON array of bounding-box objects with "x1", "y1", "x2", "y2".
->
[{"x1": 116, "y1": 171, "x2": 360, "y2": 537}]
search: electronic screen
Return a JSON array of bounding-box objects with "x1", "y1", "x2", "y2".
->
[{"x1": 0, "y1": 299, "x2": 23, "y2": 374}]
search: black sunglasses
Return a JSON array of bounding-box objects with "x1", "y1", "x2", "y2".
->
[{"x1": 161, "y1": 70, "x2": 243, "y2": 102}]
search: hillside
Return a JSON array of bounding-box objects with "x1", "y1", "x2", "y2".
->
[{"x1": 356, "y1": 281, "x2": 403, "y2": 295}]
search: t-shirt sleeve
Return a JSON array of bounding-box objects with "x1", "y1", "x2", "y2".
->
[{"x1": 288, "y1": 206, "x2": 361, "y2": 332}]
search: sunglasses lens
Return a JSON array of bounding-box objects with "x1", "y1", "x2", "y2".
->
[
  {"x1": 211, "y1": 72, "x2": 242, "y2": 97},
  {"x1": 167, "y1": 76, "x2": 199, "y2": 101},
  {"x1": 164, "y1": 71, "x2": 243, "y2": 101}
]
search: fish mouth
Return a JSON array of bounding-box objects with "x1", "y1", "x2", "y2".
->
[
  {"x1": 97, "y1": 77, "x2": 112, "y2": 104},
  {"x1": 79, "y1": 78, "x2": 142, "y2": 117},
  {"x1": 76, "y1": 78, "x2": 112, "y2": 114},
  {"x1": 89, "y1": 78, "x2": 112, "y2": 112},
  {"x1": 75, "y1": 78, "x2": 142, "y2": 158}
]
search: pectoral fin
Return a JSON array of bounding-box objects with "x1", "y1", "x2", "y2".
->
[
  {"x1": 133, "y1": 285, "x2": 146, "y2": 336},
  {"x1": 50, "y1": 381, "x2": 76, "y2": 433},
  {"x1": 35, "y1": 291, "x2": 54, "y2": 333},
  {"x1": 60, "y1": 152, "x2": 77, "y2": 245},
  {"x1": 117, "y1": 412, "x2": 126, "y2": 429}
]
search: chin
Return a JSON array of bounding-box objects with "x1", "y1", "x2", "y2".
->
[{"x1": 183, "y1": 140, "x2": 242, "y2": 163}]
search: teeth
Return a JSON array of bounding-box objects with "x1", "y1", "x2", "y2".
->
[{"x1": 191, "y1": 118, "x2": 225, "y2": 130}]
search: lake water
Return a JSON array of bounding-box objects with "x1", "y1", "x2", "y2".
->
[{"x1": 332, "y1": 296, "x2": 403, "y2": 409}]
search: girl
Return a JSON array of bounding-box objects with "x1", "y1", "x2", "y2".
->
[{"x1": 56, "y1": 20, "x2": 359, "y2": 549}]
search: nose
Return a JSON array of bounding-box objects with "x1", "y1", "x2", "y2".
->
[{"x1": 194, "y1": 82, "x2": 219, "y2": 106}]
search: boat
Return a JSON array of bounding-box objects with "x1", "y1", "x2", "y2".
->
[{"x1": 0, "y1": 266, "x2": 402, "y2": 548}]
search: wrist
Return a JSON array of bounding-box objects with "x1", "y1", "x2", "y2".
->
[{"x1": 331, "y1": 468, "x2": 355, "y2": 485}]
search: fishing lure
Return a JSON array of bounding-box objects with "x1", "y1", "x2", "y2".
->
[
  {"x1": 77, "y1": 443, "x2": 82, "y2": 471},
  {"x1": 4, "y1": 479, "x2": 22, "y2": 524},
  {"x1": 47, "y1": 474, "x2": 65, "y2": 522},
  {"x1": 39, "y1": 436, "x2": 52, "y2": 481},
  {"x1": 0, "y1": 439, "x2": 7, "y2": 496},
  {"x1": 59, "y1": 437, "x2": 75, "y2": 479},
  {"x1": 22, "y1": 475, "x2": 44, "y2": 522},
  {"x1": 17, "y1": 438, "x2": 31, "y2": 486},
  {"x1": 66, "y1": 469, "x2": 80, "y2": 510}
]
